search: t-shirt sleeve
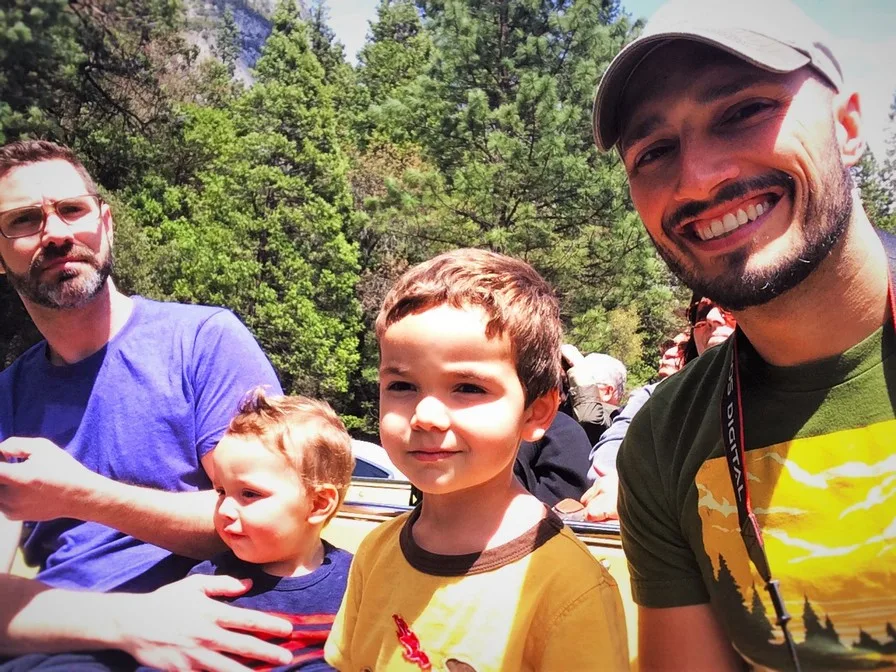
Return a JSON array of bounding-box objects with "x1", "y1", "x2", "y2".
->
[
  {"x1": 323, "y1": 546, "x2": 363, "y2": 670},
  {"x1": 617, "y1": 400, "x2": 709, "y2": 608},
  {"x1": 190, "y1": 310, "x2": 282, "y2": 459},
  {"x1": 539, "y1": 576, "x2": 629, "y2": 670}
]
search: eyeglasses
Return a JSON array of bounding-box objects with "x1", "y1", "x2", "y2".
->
[
  {"x1": 690, "y1": 299, "x2": 736, "y2": 330},
  {"x1": 0, "y1": 195, "x2": 103, "y2": 239}
]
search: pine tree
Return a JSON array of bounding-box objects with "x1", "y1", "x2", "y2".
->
[
  {"x1": 714, "y1": 555, "x2": 747, "y2": 612},
  {"x1": 214, "y1": 7, "x2": 242, "y2": 77},
  {"x1": 357, "y1": 0, "x2": 432, "y2": 108},
  {"x1": 821, "y1": 615, "x2": 844, "y2": 648},
  {"x1": 367, "y1": 0, "x2": 679, "y2": 381},
  {"x1": 749, "y1": 583, "x2": 775, "y2": 643},
  {"x1": 127, "y1": 0, "x2": 363, "y2": 403},
  {"x1": 853, "y1": 149, "x2": 896, "y2": 231},
  {"x1": 802, "y1": 595, "x2": 825, "y2": 641},
  {"x1": 854, "y1": 628, "x2": 884, "y2": 653}
]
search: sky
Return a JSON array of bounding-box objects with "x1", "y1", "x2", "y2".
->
[{"x1": 328, "y1": 0, "x2": 896, "y2": 155}]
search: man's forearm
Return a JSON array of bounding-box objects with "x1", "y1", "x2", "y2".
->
[
  {"x1": 0, "y1": 575, "x2": 120, "y2": 654},
  {"x1": 71, "y1": 476, "x2": 225, "y2": 559}
]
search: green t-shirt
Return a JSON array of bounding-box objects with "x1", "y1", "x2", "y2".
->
[{"x1": 618, "y1": 324, "x2": 896, "y2": 670}]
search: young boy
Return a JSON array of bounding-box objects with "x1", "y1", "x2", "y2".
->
[
  {"x1": 189, "y1": 388, "x2": 355, "y2": 671},
  {"x1": 325, "y1": 249, "x2": 629, "y2": 671}
]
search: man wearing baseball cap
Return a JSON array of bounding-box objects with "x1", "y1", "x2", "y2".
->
[{"x1": 593, "y1": 0, "x2": 896, "y2": 669}]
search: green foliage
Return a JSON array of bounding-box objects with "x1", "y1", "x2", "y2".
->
[
  {"x1": 352, "y1": 0, "x2": 679, "y2": 383},
  {"x1": 20, "y1": 0, "x2": 896, "y2": 434},
  {"x1": 214, "y1": 7, "x2": 242, "y2": 76},
  {"x1": 122, "y1": 3, "x2": 363, "y2": 403},
  {"x1": 854, "y1": 149, "x2": 896, "y2": 232},
  {"x1": 0, "y1": 0, "x2": 83, "y2": 142},
  {"x1": 357, "y1": 0, "x2": 432, "y2": 108}
]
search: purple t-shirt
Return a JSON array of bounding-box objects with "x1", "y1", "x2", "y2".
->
[{"x1": 0, "y1": 297, "x2": 281, "y2": 592}]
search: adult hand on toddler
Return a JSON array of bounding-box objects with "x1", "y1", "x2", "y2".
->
[
  {"x1": 0, "y1": 437, "x2": 100, "y2": 521},
  {"x1": 580, "y1": 473, "x2": 619, "y2": 522},
  {"x1": 116, "y1": 574, "x2": 294, "y2": 672}
]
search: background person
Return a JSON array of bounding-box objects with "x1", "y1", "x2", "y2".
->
[
  {"x1": 656, "y1": 331, "x2": 688, "y2": 380},
  {"x1": 0, "y1": 140, "x2": 291, "y2": 670},
  {"x1": 593, "y1": 0, "x2": 896, "y2": 668},
  {"x1": 514, "y1": 409, "x2": 594, "y2": 506},
  {"x1": 560, "y1": 346, "x2": 627, "y2": 445}
]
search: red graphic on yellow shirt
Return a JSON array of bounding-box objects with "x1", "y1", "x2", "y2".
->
[
  {"x1": 695, "y1": 419, "x2": 896, "y2": 668},
  {"x1": 393, "y1": 614, "x2": 432, "y2": 670}
]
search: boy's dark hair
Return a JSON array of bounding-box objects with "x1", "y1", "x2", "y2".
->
[
  {"x1": 375, "y1": 248, "x2": 562, "y2": 406},
  {"x1": 0, "y1": 140, "x2": 97, "y2": 193},
  {"x1": 228, "y1": 387, "x2": 354, "y2": 522}
]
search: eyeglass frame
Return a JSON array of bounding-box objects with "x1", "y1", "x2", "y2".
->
[
  {"x1": 0, "y1": 194, "x2": 105, "y2": 240},
  {"x1": 689, "y1": 298, "x2": 736, "y2": 331}
]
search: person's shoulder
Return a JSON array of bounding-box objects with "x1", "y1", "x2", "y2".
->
[
  {"x1": 520, "y1": 521, "x2": 620, "y2": 609},
  {"x1": 641, "y1": 338, "x2": 731, "y2": 416},
  {"x1": 550, "y1": 524, "x2": 617, "y2": 582},
  {"x1": 0, "y1": 339, "x2": 48, "y2": 380},
  {"x1": 323, "y1": 541, "x2": 354, "y2": 571},
  {"x1": 133, "y1": 296, "x2": 237, "y2": 326}
]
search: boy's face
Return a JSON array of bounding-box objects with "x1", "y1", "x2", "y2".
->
[
  {"x1": 379, "y1": 303, "x2": 554, "y2": 496},
  {"x1": 212, "y1": 434, "x2": 315, "y2": 574}
]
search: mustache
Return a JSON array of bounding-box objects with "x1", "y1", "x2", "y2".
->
[
  {"x1": 31, "y1": 241, "x2": 95, "y2": 272},
  {"x1": 663, "y1": 171, "x2": 795, "y2": 231}
]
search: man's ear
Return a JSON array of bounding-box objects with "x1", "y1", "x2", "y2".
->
[
  {"x1": 834, "y1": 90, "x2": 865, "y2": 168},
  {"x1": 307, "y1": 483, "x2": 341, "y2": 526},
  {"x1": 101, "y1": 202, "x2": 115, "y2": 246},
  {"x1": 521, "y1": 387, "x2": 559, "y2": 443}
]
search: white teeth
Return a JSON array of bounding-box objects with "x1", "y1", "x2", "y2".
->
[{"x1": 693, "y1": 200, "x2": 772, "y2": 241}]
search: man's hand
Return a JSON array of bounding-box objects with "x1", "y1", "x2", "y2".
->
[
  {"x1": 580, "y1": 473, "x2": 619, "y2": 522},
  {"x1": 115, "y1": 574, "x2": 294, "y2": 672},
  {"x1": 0, "y1": 438, "x2": 99, "y2": 521}
]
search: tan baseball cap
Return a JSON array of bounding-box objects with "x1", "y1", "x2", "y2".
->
[{"x1": 592, "y1": 0, "x2": 844, "y2": 151}]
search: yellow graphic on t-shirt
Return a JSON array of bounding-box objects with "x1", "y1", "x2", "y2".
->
[{"x1": 696, "y1": 418, "x2": 896, "y2": 664}]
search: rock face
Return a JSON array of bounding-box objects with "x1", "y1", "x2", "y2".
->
[{"x1": 184, "y1": 0, "x2": 306, "y2": 81}]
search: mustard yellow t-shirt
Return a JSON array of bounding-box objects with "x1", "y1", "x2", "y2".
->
[{"x1": 324, "y1": 507, "x2": 628, "y2": 671}]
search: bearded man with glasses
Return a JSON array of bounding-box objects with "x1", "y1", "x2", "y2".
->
[{"x1": 0, "y1": 141, "x2": 296, "y2": 671}]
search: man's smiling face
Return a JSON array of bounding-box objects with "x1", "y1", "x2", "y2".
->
[{"x1": 618, "y1": 41, "x2": 856, "y2": 310}]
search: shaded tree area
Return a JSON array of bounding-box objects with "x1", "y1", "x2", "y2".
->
[{"x1": 4, "y1": 0, "x2": 894, "y2": 430}]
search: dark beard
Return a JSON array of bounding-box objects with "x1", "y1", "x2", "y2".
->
[
  {"x1": 2, "y1": 241, "x2": 113, "y2": 309},
  {"x1": 653, "y1": 157, "x2": 853, "y2": 311}
]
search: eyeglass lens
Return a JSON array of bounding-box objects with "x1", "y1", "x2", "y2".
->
[{"x1": 0, "y1": 196, "x2": 100, "y2": 239}]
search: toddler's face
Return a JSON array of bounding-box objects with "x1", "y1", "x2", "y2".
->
[{"x1": 212, "y1": 434, "x2": 314, "y2": 574}]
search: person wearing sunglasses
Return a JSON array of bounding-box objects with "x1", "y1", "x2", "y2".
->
[
  {"x1": 656, "y1": 331, "x2": 689, "y2": 380},
  {"x1": 685, "y1": 295, "x2": 736, "y2": 360},
  {"x1": 593, "y1": 0, "x2": 896, "y2": 669},
  {"x1": 0, "y1": 141, "x2": 294, "y2": 670}
]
